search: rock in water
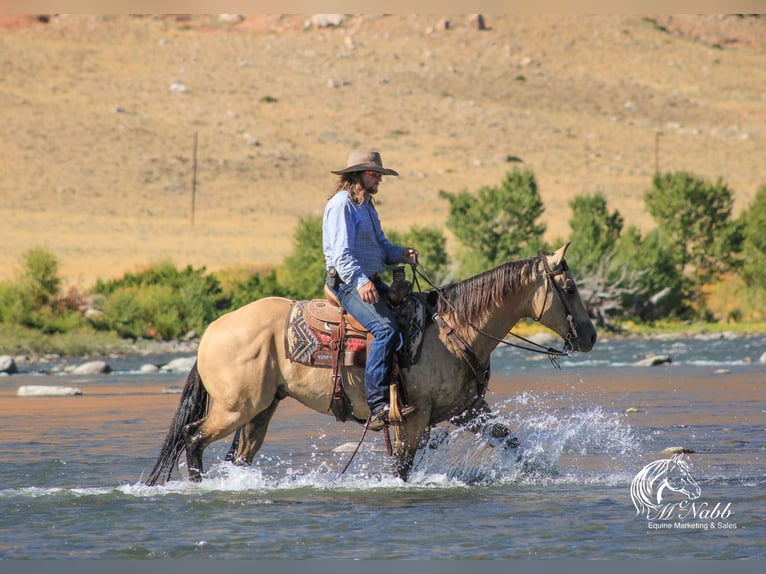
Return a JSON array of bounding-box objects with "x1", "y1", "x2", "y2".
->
[
  {"x1": 71, "y1": 360, "x2": 112, "y2": 375},
  {"x1": 660, "y1": 446, "x2": 695, "y2": 455},
  {"x1": 633, "y1": 354, "x2": 672, "y2": 367},
  {"x1": 0, "y1": 355, "x2": 18, "y2": 375},
  {"x1": 161, "y1": 357, "x2": 196, "y2": 372},
  {"x1": 17, "y1": 385, "x2": 83, "y2": 397}
]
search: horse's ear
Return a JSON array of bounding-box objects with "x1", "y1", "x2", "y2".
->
[{"x1": 549, "y1": 242, "x2": 570, "y2": 266}]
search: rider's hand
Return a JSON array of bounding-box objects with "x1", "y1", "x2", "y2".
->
[
  {"x1": 403, "y1": 247, "x2": 418, "y2": 265},
  {"x1": 359, "y1": 281, "x2": 379, "y2": 304}
]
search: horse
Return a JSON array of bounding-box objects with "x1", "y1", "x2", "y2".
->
[
  {"x1": 631, "y1": 454, "x2": 702, "y2": 519},
  {"x1": 145, "y1": 243, "x2": 597, "y2": 485}
]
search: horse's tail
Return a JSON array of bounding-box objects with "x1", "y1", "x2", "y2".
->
[{"x1": 144, "y1": 361, "x2": 208, "y2": 486}]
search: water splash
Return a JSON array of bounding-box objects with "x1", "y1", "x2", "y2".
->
[{"x1": 409, "y1": 393, "x2": 642, "y2": 486}]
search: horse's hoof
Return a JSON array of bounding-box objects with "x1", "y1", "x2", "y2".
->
[
  {"x1": 482, "y1": 423, "x2": 518, "y2": 446},
  {"x1": 503, "y1": 435, "x2": 520, "y2": 449}
]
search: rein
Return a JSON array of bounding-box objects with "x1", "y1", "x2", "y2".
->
[{"x1": 411, "y1": 257, "x2": 573, "y2": 369}]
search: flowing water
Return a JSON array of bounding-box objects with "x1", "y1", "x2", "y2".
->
[{"x1": 1, "y1": 334, "x2": 764, "y2": 559}]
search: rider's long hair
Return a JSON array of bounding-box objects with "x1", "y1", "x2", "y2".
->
[{"x1": 330, "y1": 172, "x2": 367, "y2": 204}]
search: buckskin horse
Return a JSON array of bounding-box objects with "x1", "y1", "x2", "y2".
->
[{"x1": 145, "y1": 243, "x2": 597, "y2": 485}]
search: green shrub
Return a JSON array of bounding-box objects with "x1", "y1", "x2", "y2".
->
[
  {"x1": 566, "y1": 191, "x2": 624, "y2": 277},
  {"x1": 645, "y1": 171, "x2": 743, "y2": 285},
  {"x1": 0, "y1": 282, "x2": 33, "y2": 325},
  {"x1": 612, "y1": 226, "x2": 688, "y2": 318},
  {"x1": 387, "y1": 225, "x2": 450, "y2": 285},
  {"x1": 440, "y1": 168, "x2": 547, "y2": 277},
  {"x1": 277, "y1": 215, "x2": 325, "y2": 299},
  {"x1": 20, "y1": 247, "x2": 61, "y2": 307},
  {"x1": 0, "y1": 247, "x2": 85, "y2": 332},
  {"x1": 94, "y1": 261, "x2": 229, "y2": 339},
  {"x1": 224, "y1": 268, "x2": 287, "y2": 309},
  {"x1": 739, "y1": 184, "x2": 766, "y2": 290}
]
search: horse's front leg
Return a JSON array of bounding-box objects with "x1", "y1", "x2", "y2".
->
[
  {"x1": 450, "y1": 399, "x2": 519, "y2": 449},
  {"x1": 391, "y1": 412, "x2": 431, "y2": 481}
]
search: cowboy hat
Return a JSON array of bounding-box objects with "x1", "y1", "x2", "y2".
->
[{"x1": 330, "y1": 149, "x2": 399, "y2": 176}]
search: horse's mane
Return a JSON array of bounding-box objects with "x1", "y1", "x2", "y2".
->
[{"x1": 433, "y1": 255, "x2": 541, "y2": 325}]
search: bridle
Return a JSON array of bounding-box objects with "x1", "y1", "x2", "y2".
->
[
  {"x1": 539, "y1": 255, "x2": 580, "y2": 352},
  {"x1": 411, "y1": 254, "x2": 581, "y2": 369}
]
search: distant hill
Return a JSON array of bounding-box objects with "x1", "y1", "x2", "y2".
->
[{"x1": 2, "y1": 14, "x2": 764, "y2": 284}]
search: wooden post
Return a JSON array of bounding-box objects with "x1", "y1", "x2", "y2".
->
[{"x1": 190, "y1": 130, "x2": 199, "y2": 226}]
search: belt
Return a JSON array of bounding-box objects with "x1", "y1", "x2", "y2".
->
[{"x1": 326, "y1": 268, "x2": 381, "y2": 284}]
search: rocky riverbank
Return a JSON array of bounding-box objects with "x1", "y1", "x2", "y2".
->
[
  {"x1": 0, "y1": 336, "x2": 200, "y2": 376},
  {"x1": 3, "y1": 325, "x2": 766, "y2": 377}
]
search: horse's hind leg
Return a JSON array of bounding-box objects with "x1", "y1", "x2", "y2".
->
[
  {"x1": 183, "y1": 418, "x2": 207, "y2": 482},
  {"x1": 224, "y1": 396, "x2": 281, "y2": 466},
  {"x1": 182, "y1": 409, "x2": 254, "y2": 482}
]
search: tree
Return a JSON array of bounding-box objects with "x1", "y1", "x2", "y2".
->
[
  {"x1": 439, "y1": 168, "x2": 547, "y2": 277},
  {"x1": 387, "y1": 225, "x2": 450, "y2": 286},
  {"x1": 566, "y1": 192, "x2": 624, "y2": 277},
  {"x1": 611, "y1": 226, "x2": 688, "y2": 319},
  {"x1": 278, "y1": 214, "x2": 326, "y2": 299},
  {"x1": 20, "y1": 246, "x2": 62, "y2": 307},
  {"x1": 644, "y1": 171, "x2": 743, "y2": 286},
  {"x1": 739, "y1": 184, "x2": 766, "y2": 290}
]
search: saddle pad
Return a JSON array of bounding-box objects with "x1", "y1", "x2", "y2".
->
[
  {"x1": 285, "y1": 300, "x2": 366, "y2": 368},
  {"x1": 397, "y1": 293, "x2": 428, "y2": 367}
]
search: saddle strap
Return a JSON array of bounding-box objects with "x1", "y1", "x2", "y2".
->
[
  {"x1": 329, "y1": 313, "x2": 347, "y2": 422},
  {"x1": 432, "y1": 312, "x2": 490, "y2": 400}
]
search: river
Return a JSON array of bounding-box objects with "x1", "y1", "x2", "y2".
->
[{"x1": 1, "y1": 333, "x2": 764, "y2": 559}]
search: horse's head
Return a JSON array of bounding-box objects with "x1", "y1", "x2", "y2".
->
[{"x1": 534, "y1": 243, "x2": 597, "y2": 353}]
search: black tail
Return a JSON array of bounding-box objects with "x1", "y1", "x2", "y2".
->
[{"x1": 144, "y1": 361, "x2": 208, "y2": 486}]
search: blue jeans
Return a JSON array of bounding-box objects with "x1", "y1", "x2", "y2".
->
[{"x1": 328, "y1": 277, "x2": 399, "y2": 413}]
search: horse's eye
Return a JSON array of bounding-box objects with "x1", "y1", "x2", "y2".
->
[{"x1": 565, "y1": 279, "x2": 576, "y2": 294}]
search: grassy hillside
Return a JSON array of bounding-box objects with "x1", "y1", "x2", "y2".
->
[{"x1": 2, "y1": 14, "x2": 765, "y2": 285}]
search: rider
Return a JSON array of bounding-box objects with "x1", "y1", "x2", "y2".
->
[{"x1": 323, "y1": 149, "x2": 418, "y2": 429}]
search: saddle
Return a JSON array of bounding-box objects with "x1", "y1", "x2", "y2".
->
[{"x1": 284, "y1": 285, "x2": 428, "y2": 422}]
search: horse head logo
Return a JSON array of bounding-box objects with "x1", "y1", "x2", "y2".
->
[{"x1": 631, "y1": 454, "x2": 702, "y2": 518}]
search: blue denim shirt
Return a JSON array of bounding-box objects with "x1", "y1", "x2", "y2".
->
[{"x1": 323, "y1": 190, "x2": 404, "y2": 289}]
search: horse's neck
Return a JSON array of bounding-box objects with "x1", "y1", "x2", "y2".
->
[{"x1": 441, "y1": 271, "x2": 540, "y2": 362}]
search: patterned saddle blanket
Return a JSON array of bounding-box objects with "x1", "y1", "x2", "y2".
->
[
  {"x1": 285, "y1": 299, "x2": 367, "y2": 367},
  {"x1": 285, "y1": 294, "x2": 428, "y2": 369}
]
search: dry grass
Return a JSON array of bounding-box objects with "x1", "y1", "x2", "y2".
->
[{"x1": 2, "y1": 14, "x2": 765, "y2": 286}]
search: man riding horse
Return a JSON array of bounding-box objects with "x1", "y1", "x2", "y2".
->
[
  {"x1": 144, "y1": 148, "x2": 597, "y2": 486},
  {"x1": 323, "y1": 149, "x2": 418, "y2": 430}
]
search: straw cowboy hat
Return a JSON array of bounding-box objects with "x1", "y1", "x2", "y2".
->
[{"x1": 330, "y1": 149, "x2": 399, "y2": 176}]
